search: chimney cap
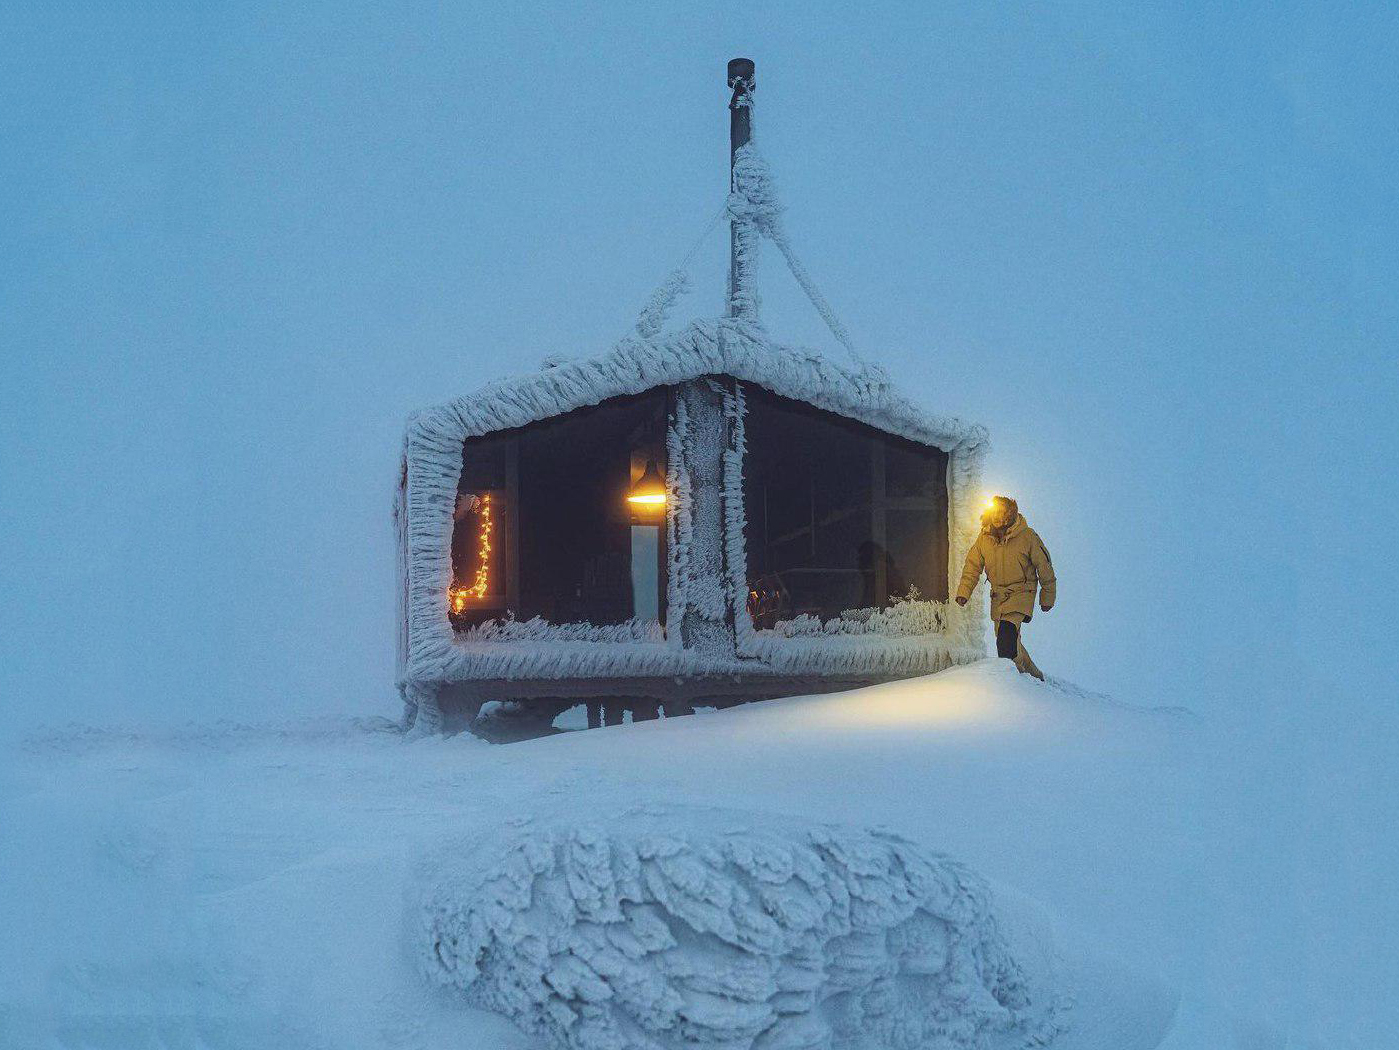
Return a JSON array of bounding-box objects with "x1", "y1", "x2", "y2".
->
[{"x1": 727, "y1": 58, "x2": 755, "y2": 89}]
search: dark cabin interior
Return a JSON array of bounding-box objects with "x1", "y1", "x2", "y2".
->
[
  {"x1": 452, "y1": 389, "x2": 668, "y2": 629},
  {"x1": 741, "y1": 383, "x2": 949, "y2": 625},
  {"x1": 449, "y1": 382, "x2": 949, "y2": 633}
]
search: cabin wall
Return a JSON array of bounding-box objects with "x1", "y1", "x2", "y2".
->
[
  {"x1": 671, "y1": 378, "x2": 736, "y2": 660},
  {"x1": 738, "y1": 383, "x2": 951, "y2": 622},
  {"x1": 728, "y1": 382, "x2": 985, "y2": 668},
  {"x1": 944, "y1": 426, "x2": 988, "y2": 653}
]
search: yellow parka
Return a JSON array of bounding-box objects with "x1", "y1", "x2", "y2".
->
[{"x1": 956, "y1": 514, "x2": 1056, "y2": 623}]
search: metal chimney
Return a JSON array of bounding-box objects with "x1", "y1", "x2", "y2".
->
[
  {"x1": 727, "y1": 58, "x2": 756, "y2": 319},
  {"x1": 728, "y1": 58, "x2": 755, "y2": 158}
]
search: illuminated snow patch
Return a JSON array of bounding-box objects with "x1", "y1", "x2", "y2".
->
[{"x1": 416, "y1": 806, "x2": 1061, "y2": 1050}]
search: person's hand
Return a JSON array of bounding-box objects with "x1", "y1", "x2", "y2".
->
[{"x1": 955, "y1": 595, "x2": 968, "y2": 607}]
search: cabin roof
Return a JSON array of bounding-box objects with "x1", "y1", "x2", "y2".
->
[{"x1": 406, "y1": 317, "x2": 988, "y2": 456}]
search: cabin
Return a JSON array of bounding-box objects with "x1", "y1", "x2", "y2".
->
[{"x1": 395, "y1": 60, "x2": 989, "y2": 735}]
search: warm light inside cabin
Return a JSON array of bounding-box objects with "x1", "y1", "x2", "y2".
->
[
  {"x1": 448, "y1": 493, "x2": 492, "y2": 612},
  {"x1": 627, "y1": 458, "x2": 666, "y2": 508}
]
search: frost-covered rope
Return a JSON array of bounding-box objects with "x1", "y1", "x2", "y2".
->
[
  {"x1": 633, "y1": 269, "x2": 691, "y2": 339},
  {"x1": 767, "y1": 231, "x2": 867, "y2": 369},
  {"x1": 633, "y1": 146, "x2": 869, "y2": 372},
  {"x1": 729, "y1": 143, "x2": 870, "y2": 370},
  {"x1": 633, "y1": 201, "x2": 729, "y2": 338}
]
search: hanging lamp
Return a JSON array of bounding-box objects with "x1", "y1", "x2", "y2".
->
[{"x1": 627, "y1": 457, "x2": 666, "y2": 506}]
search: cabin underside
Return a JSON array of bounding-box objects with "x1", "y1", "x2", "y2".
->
[{"x1": 433, "y1": 671, "x2": 909, "y2": 734}]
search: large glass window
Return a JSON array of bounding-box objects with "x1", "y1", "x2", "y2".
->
[
  {"x1": 742, "y1": 384, "x2": 949, "y2": 626},
  {"x1": 450, "y1": 389, "x2": 669, "y2": 629}
]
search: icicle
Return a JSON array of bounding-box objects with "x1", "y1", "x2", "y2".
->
[
  {"x1": 727, "y1": 144, "x2": 778, "y2": 322},
  {"x1": 456, "y1": 616, "x2": 664, "y2": 645},
  {"x1": 728, "y1": 143, "x2": 784, "y2": 236},
  {"x1": 664, "y1": 396, "x2": 689, "y2": 648},
  {"x1": 722, "y1": 383, "x2": 758, "y2": 653}
]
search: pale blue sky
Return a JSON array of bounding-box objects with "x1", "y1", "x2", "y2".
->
[{"x1": 2, "y1": 1, "x2": 1394, "y2": 729}]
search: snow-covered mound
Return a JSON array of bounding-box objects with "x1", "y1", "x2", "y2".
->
[
  {"x1": 417, "y1": 805, "x2": 1062, "y2": 1050},
  {"x1": 4, "y1": 661, "x2": 1358, "y2": 1048}
]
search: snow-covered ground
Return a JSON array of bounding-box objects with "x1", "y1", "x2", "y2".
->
[{"x1": 0, "y1": 661, "x2": 1388, "y2": 1048}]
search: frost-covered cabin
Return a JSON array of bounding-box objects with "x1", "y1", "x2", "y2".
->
[{"x1": 395, "y1": 60, "x2": 988, "y2": 734}]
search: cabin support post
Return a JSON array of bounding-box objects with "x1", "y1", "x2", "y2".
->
[
  {"x1": 667, "y1": 58, "x2": 759, "y2": 663},
  {"x1": 667, "y1": 60, "x2": 760, "y2": 664},
  {"x1": 402, "y1": 680, "x2": 444, "y2": 738},
  {"x1": 676, "y1": 377, "x2": 737, "y2": 659}
]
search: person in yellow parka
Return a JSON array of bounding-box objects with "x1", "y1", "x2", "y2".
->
[{"x1": 955, "y1": 495, "x2": 1055, "y2": 680}]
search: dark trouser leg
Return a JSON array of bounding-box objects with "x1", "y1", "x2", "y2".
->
[{"x1": 996, "y1": 619, "x2": 1019, "y2": 660}]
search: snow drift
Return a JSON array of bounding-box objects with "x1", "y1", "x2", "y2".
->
[{"x1": 416, "y1": 805, "x2": 1063, "y2": 1050}]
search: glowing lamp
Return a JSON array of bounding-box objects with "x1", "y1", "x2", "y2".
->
[{"x1": 627, "y1": 458, "x2": 666, "y2": 507}]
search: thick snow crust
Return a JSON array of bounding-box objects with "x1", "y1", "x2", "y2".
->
[
  {"x1": 3, "y1": 660, "x2": 1370, "y2": 1048},
  {"x1": 456, "y1": 617, "x2": 667, "y2": 645},
  {"x1": 419, "y1": 807, "x2": 1059, "y2": 1050},
  {"x1": 774, "y1": 599, "x2": 962, "y2": 639}
]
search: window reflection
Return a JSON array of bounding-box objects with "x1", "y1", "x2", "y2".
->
[
  {"x1": 450, "y1": 389, "x2": 669, "y2": 629},
  {"x1": 742, "y1": 384, "x2": 949, "y2": 627}
]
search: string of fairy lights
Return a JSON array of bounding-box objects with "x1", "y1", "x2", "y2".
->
[
  {"x1": 449, "y1": 493, "x2": 492, "y2": 614},
  {"x1": 447, "y1": 465, "x2": 665, "y2": 616}
]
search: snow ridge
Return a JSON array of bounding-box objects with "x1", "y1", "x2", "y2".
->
[
  {"x1": 417, "y1": 806, "x2": 1060, "y2": 1050},
  {"x1": 775, "y1": 598, "x2": 958, "y2": 640}
]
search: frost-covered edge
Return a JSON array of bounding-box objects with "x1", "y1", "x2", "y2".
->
[{"x1": 399, "y1": 318, "x2": 988, "y2": 720}]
